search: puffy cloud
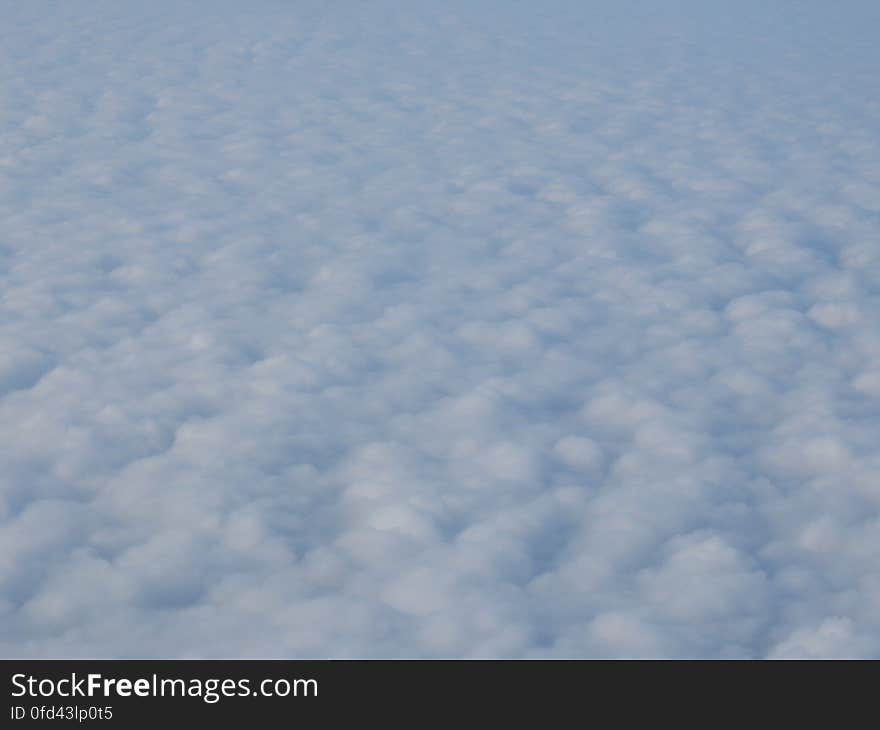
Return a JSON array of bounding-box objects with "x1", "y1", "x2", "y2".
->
[{"x1": 1, "y1": 0, "x2": 879, "y2": 657}]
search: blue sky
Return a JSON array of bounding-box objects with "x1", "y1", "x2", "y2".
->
[{"x1": 1, "y1": 1, "x2": 879, "y2": 657}]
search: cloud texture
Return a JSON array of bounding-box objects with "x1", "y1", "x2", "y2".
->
[{"x1": 1, "y1": 1, "x2": 879, "y2": 657}]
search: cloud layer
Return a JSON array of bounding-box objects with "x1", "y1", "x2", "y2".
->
[{"x1": 1, "y1": 1, "x2": 879, "y2": 657}]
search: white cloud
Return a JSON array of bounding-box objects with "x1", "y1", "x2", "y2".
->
[{"x1": 1, "y1": 0, "x2": 879, "y2": 657}]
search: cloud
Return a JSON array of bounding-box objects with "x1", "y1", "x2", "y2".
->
[{"x1": 1, "y1": 0, "x2": 879, "y2": 657}]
